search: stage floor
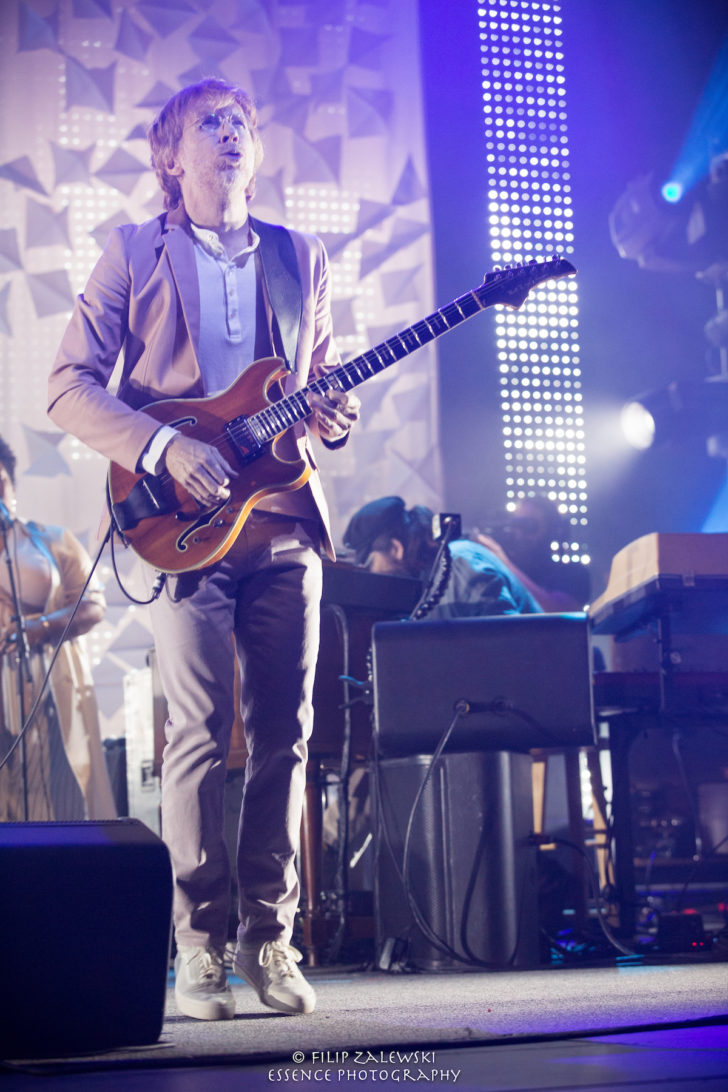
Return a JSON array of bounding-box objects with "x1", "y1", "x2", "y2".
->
[{"x1": 3, "y1": 959, "x2": 727, "y2": 1091}]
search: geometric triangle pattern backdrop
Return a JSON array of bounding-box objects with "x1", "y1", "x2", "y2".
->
[{"x1": 0, "y1": 0, "x2": 444, "y2": 739}]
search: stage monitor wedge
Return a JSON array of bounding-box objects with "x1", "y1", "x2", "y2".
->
[
  {"x1": 0, "y1": 818, "x2": 172, "y2": 1059},
  {"x1": 372, "y1": 612, "x2": 595, "y2": 757}
]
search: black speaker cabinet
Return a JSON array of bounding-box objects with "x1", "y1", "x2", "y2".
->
[
  {"x1": 373, "y1": 750, "x2": 539, "y2": 972},
  {"x1": 372, "y1": 613, "x2": 595, "y2": 757},
  {"x1": 0, "y1": 819, "x2": 173, "y2": 1058}
]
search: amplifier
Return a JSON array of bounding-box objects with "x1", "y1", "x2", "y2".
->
[{"x1": 372, "y1": 613, "x2": 595, "y2": 757}]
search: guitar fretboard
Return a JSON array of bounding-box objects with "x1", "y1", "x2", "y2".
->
[{"x1": 232, "y1": 256, "x2": 574, "y2": 447}]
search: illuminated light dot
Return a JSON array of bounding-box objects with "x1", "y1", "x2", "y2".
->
[{"x1": 661, "y1": 180, "x2": 683, "y2": 203}]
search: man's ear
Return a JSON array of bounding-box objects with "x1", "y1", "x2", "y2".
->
[
  {"x1": 389, "y1": 538, "x2": 405, "y2": 561},
  {"x1": 166, "y1": 155, "x2": 184, "y2": 178}
]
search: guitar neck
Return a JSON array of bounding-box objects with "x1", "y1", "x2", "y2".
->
[{"x1": 247, "y1": 256, "x2": 574, "y2": 443}]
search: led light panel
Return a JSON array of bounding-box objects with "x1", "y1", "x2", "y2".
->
[{"x1": 478, "y1": 0, "x2": 589, "y2": 567}]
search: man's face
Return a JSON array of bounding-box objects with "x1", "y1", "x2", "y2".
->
[
  {"x1": 169, "y1": 97, "x2": 257, "y2": 206},
  {"x1": 364, "y1": 538, "x2": 408, "y2": 576}
]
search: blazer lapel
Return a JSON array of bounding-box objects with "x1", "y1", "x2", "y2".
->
[
  {"x1": 161, "y1": 207, "x2": 202, "y2": 365},
  {"x1": 251, "y1": 216, "x2": 302, "y2": 374}
]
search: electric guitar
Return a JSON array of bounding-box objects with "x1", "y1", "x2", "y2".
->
[{"x1": 108, "y1": 256, "x2": 576, "y2": 573}]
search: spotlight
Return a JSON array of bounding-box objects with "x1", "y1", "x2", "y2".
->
[
  {"x1": 610, "y1": 156, "x2": 728, "y2": 273},
  {"x1": 620, "y1": 400, "x2": 656, "y2": 450},
  {"x1": 660, "y1": 180, "x2": 684, "y2": 203},
  {"x1": 621, "y1": 377, "x2": 728, "y2": 453}
]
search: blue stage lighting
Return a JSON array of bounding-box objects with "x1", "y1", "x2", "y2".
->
[
  {"x1": 702, "y1": 477, "x2": 728, "y2": 531},
  {"x1": 661, "y1": 180, "x2": 683, "y2": 203},
  {"x1": 663, "y1": 33, "x2": 728, "y2": 201}
]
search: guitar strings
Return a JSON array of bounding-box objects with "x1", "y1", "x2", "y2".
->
[
  {"x1": 146, "y1": 295, "x2": 481, "y2": 490},
  {"x1": 142, "y1": 262, "x2": 562, "y2": 494}
]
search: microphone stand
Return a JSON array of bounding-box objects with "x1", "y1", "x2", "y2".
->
[{"x1": 1, "y1": 516, "x2": 33, "y2": 821}]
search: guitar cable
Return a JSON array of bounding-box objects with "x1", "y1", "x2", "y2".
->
[
  {"x1": 108, "y1": 516, "x2": 167, "y2": 606},
  {"x1": 106, "y1": 477, "x2": 168, "y2": 607}
]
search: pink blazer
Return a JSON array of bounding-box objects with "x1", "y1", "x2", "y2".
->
[{"x1": 48, "y1": 206, "x2": 342, "y2": 558}]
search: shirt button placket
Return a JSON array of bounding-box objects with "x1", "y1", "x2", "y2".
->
[{"x1": 225, "y1": 263, "x2": 240, "y2": 340}]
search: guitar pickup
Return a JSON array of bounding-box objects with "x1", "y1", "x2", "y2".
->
[{"x1": 225, "y1": 416, "x2": 265, "y2": 463}]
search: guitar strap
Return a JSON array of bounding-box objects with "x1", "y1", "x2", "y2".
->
[{"x1": 250, "y1": 217, "x2": 303, "y2": 374}]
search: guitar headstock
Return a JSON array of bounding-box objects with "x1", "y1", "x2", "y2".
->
[{"x1": 480, "y1": 256, "x2": 577, "y2": 309}]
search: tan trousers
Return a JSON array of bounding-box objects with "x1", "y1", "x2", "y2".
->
[{"x1": 149, "y1": 512, "x2": 323, "y2": 950}]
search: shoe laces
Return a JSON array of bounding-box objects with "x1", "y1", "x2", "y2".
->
[
  {"x1": 184, "y1": 947, "x2": 224, "y2": 982},
  {"x1": 259, "y1": 940, "x2": 302, "y2": 979}
]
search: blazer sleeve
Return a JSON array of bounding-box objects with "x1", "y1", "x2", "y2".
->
[{"x1": 47, "y1": 225, "x2": 165, "y2": 473}]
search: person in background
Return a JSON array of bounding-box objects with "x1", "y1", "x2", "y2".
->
[
  {"x1": 473, "y1": 494, "x2": 590, "y2": 612},
  {"x1": 343, "y1": 495, "x2": 542, "y2": 618},
  {"x1": 0, "y1": 435, "x2": 113, "y2": 822},
  {"x1": 48, "y1": 78, "x2": 359, "y2": 1021}
]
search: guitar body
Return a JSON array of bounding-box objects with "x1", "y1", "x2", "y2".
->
[{"x1": 107, "y1": 357, "x2": 311, "y2": 573}]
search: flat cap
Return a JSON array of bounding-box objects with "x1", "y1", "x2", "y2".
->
[{"x1": 342, "y1": 496, "x2": 408, "y2": 564}]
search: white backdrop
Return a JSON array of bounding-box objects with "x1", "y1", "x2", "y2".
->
[{"x1": 0, "y1": 0, "x2": 443, "y2": 738}]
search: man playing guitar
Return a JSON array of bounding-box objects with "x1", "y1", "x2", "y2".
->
[{"x1": 48, "y1": 77, "x2": 360, "y2": 1021}]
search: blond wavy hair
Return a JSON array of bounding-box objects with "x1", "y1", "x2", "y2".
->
[{"x1": 148, "y1": 78, "x2": 264, "y2": 211}]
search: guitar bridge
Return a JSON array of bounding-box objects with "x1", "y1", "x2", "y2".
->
[{"x1": 226, "y1": 416, "x2": 265, "y2": 464}]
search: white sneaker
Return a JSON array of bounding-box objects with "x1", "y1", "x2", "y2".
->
[
  {"x1": 174, "y1": 945, "x2": 235, "y2": 1021},
  {"x1": 234, "y1": 940, "x2": 316, "y2": 1015}
]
